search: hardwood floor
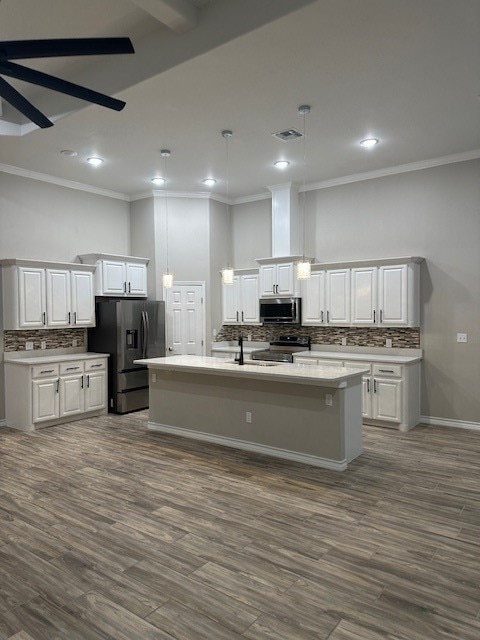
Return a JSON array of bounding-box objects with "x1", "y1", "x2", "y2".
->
[{"x1": 0, "y1": 412, "x2": 480, "y2": 639}]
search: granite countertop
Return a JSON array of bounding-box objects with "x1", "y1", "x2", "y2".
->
[
  {"x1": 135, "y1": 355, "x2": 368, "y2": 388},
  {"x1": 294, "y1": 350, "x2": 422, "y2": 364},
  {"x1": 4, "y1": 352, "x2": 110, "y2": 365}
]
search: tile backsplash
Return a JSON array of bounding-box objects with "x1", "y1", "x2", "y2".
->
[
  {"x1": 4, "y1": 328, "x2": 87, "y2": 352},
  {"x1": 216, "y1": 325, "x2": 420, "y2": 348}
]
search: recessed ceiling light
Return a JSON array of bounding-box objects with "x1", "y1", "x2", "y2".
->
[
  {"x1": 359, "y1": 138, "x2": 379, "y2": 149},
  {"x1": 274, "y1": 160, "x2": 290, "y2": 169},
  {"x1": 86, "y1": 156, "x2": 104, "y2": 166},
  {"x1": 60, "y1": 149, "x2": 78, "y2": 157},
  {"x1": 151, "y1": 177, "x2": 166, "y2": 185},
  {"x1": 203, "y1": 178, "x2": 217, "y2": 187}
]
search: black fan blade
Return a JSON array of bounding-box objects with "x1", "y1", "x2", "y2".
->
[
  {"x1": 0, "y1": 76, "x2": 53, "y2": 128},
  {"x1": 0, "y1": 37, "x2": 134, "y2": 60},
  {"x1": 0, "y1": 61, "x2": 126, "y2": 111}
]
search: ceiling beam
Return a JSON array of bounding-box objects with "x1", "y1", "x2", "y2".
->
[{"x1": 131, "y1": 0, "x2": 198, "y2": 33}]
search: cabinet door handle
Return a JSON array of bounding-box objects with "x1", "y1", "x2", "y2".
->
[
  {"x1": 42, "y1": 312, "x2": 46, "y2": 325},
  {"x1": 373, "y1": 310, "x2": 376, "y2": 323},
  {"x1": 380, "y1": 310, "x2": 383, "y2": 323},
  {"x1": 68, "y1": 311, "x2": 71, "y2": 324},
  {"x1": 86, "y1": 375, "x2": 90, "y2": 388},
  {"x1": 321, "y1": 310, "x2": 324, "y2": 323},
  {"x1": 128, "y1": 282, "x2": 131, "y2": 293},
  {"x1": 367, "y1": 378, "x2": 370, "y2": 393},
  {"x1": 276, "y1": 284, "x2": 279, "y2": 294},
  {"x1": 41, "y1": 369, "x2": 54, "y2": 374},
  {"x1": 241, "y1": 311, "x2": 244, "y2": 322},
  {"x1": 66, "y1": 366, "x2": 80, "y2": 371},
  {"x1": 56, "y1": 379, "x2": 59, "y2": 393},
  {"x1": 81, "y1": 375, "x2": 84, "y2": 389},
  {"x1": 123, "y1": 281, "x2": 127, "y2": 293},
  {"x1": 374, "y1": 379, "x2": 377, "y2": 393},
  {"x1": 379, "y1": 369, "x2": 394, "y2": 373},
  {"x1": 90, "y1": 364, "x2": 103, "y2": 368},
  {"x1": 326, "y1": 310, "x2": 330, "y2": 323},
  {"x1": 73, "y1": 312, "x2": 77, "y2": 324},
  {"x1": 236, "y1": 311, "x2": 239, "y2": 322},
  {"x1": 272, "y1": 285, "x2": 275, "y2": 294}
]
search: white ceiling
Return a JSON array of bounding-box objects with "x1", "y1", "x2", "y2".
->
[{"x1": 0, "y1": 0, "x2": 479, "y2": 200}]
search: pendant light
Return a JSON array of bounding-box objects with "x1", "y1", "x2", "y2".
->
[
  {"x1": 161, "y1": 149, "x2": 173, "y2": 289},
  {"x1": 221, "y1": 129, "x2": 235, "y2": 286},
  {"x1": 296, "y1": 104, "x2": 312, "y2": 280}
]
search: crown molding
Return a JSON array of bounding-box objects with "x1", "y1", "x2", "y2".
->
[
  {"x1": 302, "y1": 148, "x2": 480, "y2": 193},
  {"x1": 131, "y1": 189, "x2": 231, "y2": 205},
  {"x1": 231, "y1": 191, "x2": 271, "y2": 205},
  {"x1": 0, "y1": 162, "x2": 129, "y2": 201}
]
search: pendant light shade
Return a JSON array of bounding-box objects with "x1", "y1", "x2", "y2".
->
[
  {"x1": 162, "y1": 272, "x2": 173, "y2": 289},
  {"x1": 221, "y1": 267, "x2": 234, "y2": 285},
  {"x1": 161, "y1": 149, "x2": 173, "y2": 289},
  {"x1": 296, "y1": 104, "x2": 312, "y2": 281},
  {"x1": 296, "y1": 259, "x2": 312, "y2": 280}
]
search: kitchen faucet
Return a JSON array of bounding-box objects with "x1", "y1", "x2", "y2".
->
[{"x1": 235, "y1": 335, "x2": 244, "y2": 365}]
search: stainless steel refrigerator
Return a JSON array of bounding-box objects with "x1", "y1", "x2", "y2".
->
[{"x1": 88, "y1": 299, "x2": 165, "y2": 414}]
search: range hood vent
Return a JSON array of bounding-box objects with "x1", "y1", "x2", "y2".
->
[{"x1": 272, "y1": 128, "x2": 303, "y2": 142}]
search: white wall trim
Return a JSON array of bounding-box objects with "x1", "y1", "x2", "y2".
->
[
  {"x1": 421, "y1": 415, "x2": 480, "y2": 432},
  {"x1": 148, "y1": 420, "x2": 348, "y2": 471},
  {"x1": 0, "y1": 419, "x2": 6, "y2": 428},
  {"x1": 0, "y1": 162, "x2": 129, "y2": 201},
  {"x1": 131, "y1": 189, "x2": 230, "y2": 204},
  {"x1": 232, "y1": 192, "x2": 271, "y2": 205}
]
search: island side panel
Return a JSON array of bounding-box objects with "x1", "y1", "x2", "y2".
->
[
  {"x1": 148, "y1": 370, "x2": 349, "y2": 466},
  {"x1": 340, "y1": 379, "x2": 363, "y2": 462}
]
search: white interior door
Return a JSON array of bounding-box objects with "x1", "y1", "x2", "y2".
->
[{"x1": 165, "y1": 283, "x2": 205, "y2": 356}]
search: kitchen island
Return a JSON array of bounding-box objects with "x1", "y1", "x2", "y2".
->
[{"x1": 136, "y1": 355, "x2": 367, "y2": 471}]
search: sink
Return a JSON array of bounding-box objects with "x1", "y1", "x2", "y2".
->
[{"x1": 247, "y1": 361, "x2": 280, "y2": 367}]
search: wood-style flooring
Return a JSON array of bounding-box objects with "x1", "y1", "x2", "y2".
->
[{"x1": 0, "y1": 412, "x2": 480, "y2": 639}]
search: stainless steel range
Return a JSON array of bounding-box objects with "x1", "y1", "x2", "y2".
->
[{"x1": 251, "y1": 335, "x2": 311, "y2": 363}]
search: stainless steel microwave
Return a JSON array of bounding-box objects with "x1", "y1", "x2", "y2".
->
[{"x1": 259, "y1": 297, "x2": 301, "y2": 325}]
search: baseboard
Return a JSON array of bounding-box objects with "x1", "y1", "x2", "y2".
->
[
  {"x1": 147, "y1": 421, "x2": 348, "y2": 471},
  {"x1": 0, "y1": 419, "x2": 6, "y2": 428},
  {"x1": 421, "y1": 415, "x2": 480, "y2": 432}
]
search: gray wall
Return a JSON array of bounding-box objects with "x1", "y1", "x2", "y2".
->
[
  {"x1": 231, "y1": 198, "x2": 271, "y2": 268},
  {"x1": 0, "y1": 172, "x2": 131, "y2": 422},
  {"x1": 130, "y1": 197, "x2": 156, "y2": 299},
  {"x1": 231, "y1": 159, "x2": 480, "y2": 425}
]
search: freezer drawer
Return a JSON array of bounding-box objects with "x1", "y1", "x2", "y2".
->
[
  {"x1": 116, "y1": 388, "x2": 149, "y2": 414},
  {"x1": 117, "y1": 369, "x2": 148, "y2": 392}
]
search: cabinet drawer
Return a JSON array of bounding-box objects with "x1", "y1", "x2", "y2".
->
[
  {"x1": 294, "y1": 357, "x2": 319, "y2": 365},
  {"x1": 32, "y1": 364, "x2": 59, "y2": 379},
  {"x1": 344, "y1": 361, "x2": 372, "y2": 374},
  {"x1": 317, "y1": 358, "x2": 344, "y2": 367},
  {"x1": 60, "y1": 361, "x2": 84, "y2": 375},
  {"x1": 85, "y1": 358, "x2": 106, "y2": 371},
  {"x1": 373, "y1": 364, "x2": 402, "y2": 378}
]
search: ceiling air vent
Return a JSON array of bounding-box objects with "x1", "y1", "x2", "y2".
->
[{"x1": 272, "y1": 128, "x2": 303, "y2": 142}]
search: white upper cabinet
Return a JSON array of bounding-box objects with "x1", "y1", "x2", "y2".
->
[
  {"x1": 71, "y1": 270, "x2": 95, "y2": 326},
  {"x1": 301, "y1": 270, "x2": 326, "y2": 325},
  {"x1": 222, "y1": 271, "x2": 260, "y2": 325},
  {"x1": 301, "y1": 259, "x2": 421, "y2": 328},
  {"x1": 378, "y1": 264, "x2": 409, "y2": 326},
  {"x1": 351, "y1": 267, "x2": 378, "y2": 325},
  {"x1": 18, "y1": 266, "x2": 46, "y2": 328},
  {"x1": 1, "y1": 260, "x2": 96, "y2": 330},
  {"x1": 78, "y1": 254, "x2": 149, "y2": 297},
  {"x1": 258, "y1": 261, "x2": 299, "y2": 297},
  {"x1": 326, "y1": 269, "x2": 351, "y2": 325}
]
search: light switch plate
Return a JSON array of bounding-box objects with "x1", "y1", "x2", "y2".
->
[
  {"x1": 385, "y1": 338, "x2": 393, "y2": 348},
  {"x1": 457, "y1": 333, "x2": 468, "y2": 343}
]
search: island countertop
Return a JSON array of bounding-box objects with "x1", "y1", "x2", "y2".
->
[{"x1": 135, "y1": 355, "x2": 368, "y2": 388}]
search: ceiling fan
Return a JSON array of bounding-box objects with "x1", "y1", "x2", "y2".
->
[{"x1": 0, "y1": 37, "x2": 135, "y2": 129}]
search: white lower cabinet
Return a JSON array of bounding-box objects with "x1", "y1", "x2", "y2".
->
[
  {"x1": 293, "y1": 353, "x2": 420, "y2": 431},
  {"x1": 5, "y1": 355, "x2": 108, "y2": 431}
]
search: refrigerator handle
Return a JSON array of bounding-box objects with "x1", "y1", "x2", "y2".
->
[
  {"x1": 140, "y1": 311, "x2": 146, "y2": 358},
  {"x1": 144, "y1": 310, "x2": 150, "y2": 358}
]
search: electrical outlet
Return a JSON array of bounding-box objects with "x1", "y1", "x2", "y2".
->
[
  {"x1": 325, "y1": 394, "x2": 333, "y2": 406},
  {"x1": 385, "y1": 338, "x2": 393, "y2": 348},
  {"x1": 151, "y1": 373, "x2": 157, "y2": 383},
  {"x1": 72, "y1": 339, "x2": 78, "y2": 347},
  {"x1": 247, "y1": 334, "x2": 252, "y2": 341},
  {"x1": 245, "y1": 411, "x2": 252, "y2": 423},
  {"x1": 341, "y1": 337, "x2": 347, "y2": 346},
  {"x1": 457, "y1": 333, "x2": 468, "y2": 343},
  {"x1": 25, "y1": 341, "x2": 34, "y2": 351},
  {"x1": 40, "y1": 340, "x2": 46, "y2": 350}
]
